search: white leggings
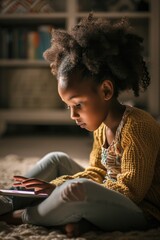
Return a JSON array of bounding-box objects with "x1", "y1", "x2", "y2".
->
[{"x1": 11, "y1": 152, "x2": 148, "y2": 231}]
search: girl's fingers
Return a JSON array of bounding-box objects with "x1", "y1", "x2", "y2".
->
[
  {"x1": 22, "y1": 181, "x2": 48, "y2": 189},
  {"x1": 34, "y1": 188, "x2": 50, "y2": 195},
  {"x1": 14, "y1": 177, "x2": 46, "y2": 186},
  {"x1": 13, "y1": 176, "x2": 55, "y2": 194},
  {"x1": 13, "y1": 176, "x2": 28, "y2": 181},
  {"x1": 14, "y1": 177, "x2": 36, "y2": 183},
  {"x1": 35, "y1": 185, "x2": 55, "y2": 195},
  {"x1": 13, "y1": 182, "x2": 23, "y2": 186},
  {"x1": 13, "y1": 176, "x2": 29, "y2": 186},
  {"x1": 13, "y1": 182, "x2": 48, "y2": 188},
  {"x1": 22, "y1": 183, "x2": 48, "y2": 189}
]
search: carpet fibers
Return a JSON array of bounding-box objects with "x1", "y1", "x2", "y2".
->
[{"x1": 0, "y1": 155, "x2": 160, "y2": 240}]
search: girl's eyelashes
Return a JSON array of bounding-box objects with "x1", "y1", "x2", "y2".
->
[
  {"x1": 66, "y1": 103, "x2": 82, "y2": 110},
  {"x1": 75, "y1": 103, "x2": 81, "y2": 109}
]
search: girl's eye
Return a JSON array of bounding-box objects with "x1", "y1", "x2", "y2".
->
[
  {"x1": 75, "y1": 103, "x2": 81, "y2": 109},
  {"x1": 66, "y1": 103, "x2": 82, "y2": 110}
]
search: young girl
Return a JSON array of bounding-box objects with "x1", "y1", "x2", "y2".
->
[{"x1": 0, "y1": 14, "x2": 160, "y2": 237}]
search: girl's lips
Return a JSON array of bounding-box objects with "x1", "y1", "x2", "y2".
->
[
  {"x1": 76, "y1": 121, "x2": 86, "y2": 128},
  {"x1": 79, "y1": 123, "x2": 86, "y2": 128}
]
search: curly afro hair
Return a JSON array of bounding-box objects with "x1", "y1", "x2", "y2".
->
[{"x1": 43, "y1": 13, "x2": 150, "y2": 97}]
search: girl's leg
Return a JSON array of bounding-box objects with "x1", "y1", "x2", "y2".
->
[
  {"x1": 22, "y1": 178, "x2": 148, "y2": 232},
  {"x1": 11, "y1": 152, "x2": 84, "y2": 211},
  {"x1": 24, "y1": 151, "x2": 84, "y2": 180}
]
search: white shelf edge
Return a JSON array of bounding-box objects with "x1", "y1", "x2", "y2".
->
[
  {"x1": 0, "y1": 109, "x2": 74, "y2": 125},
  {"x1": 0, "y1": 13, "x2": 68, "y2": 20},
  {"x1": 0, "y1": 12, "x2": 151, "y2": 21},
  {"x1": 69, "y1": 12, "x2": 151, "y2": 19}
]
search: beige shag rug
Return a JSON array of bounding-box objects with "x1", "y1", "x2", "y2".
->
[{"x1": 0, "y1": 154, "x2": 160, "y2": 240}]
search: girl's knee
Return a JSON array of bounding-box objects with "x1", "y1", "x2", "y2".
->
[
  {"x1": 45, "y1": 151, "x2": 69, "y2": 160},
  {"x1": 60, "y1": 178, "x2": 92, "y2": 202},
  {"x1": 39, "y1": 152, "x2": 69, "y2": 165}
]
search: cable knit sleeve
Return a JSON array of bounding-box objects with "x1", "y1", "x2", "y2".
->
[{"x1": 103, "y1": 113, "x2": 160, "y2": 204}]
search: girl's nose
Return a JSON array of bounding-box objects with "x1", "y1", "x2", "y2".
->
[{"x1": 70, "y1": 107, "x2": 79, "y2": 120}]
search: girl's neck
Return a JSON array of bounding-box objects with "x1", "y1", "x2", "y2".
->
[{"x1": 103, "y1": 100, "x2": 126, "y2": 133}]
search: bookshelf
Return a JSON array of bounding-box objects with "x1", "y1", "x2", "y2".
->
[{"x1": 0, "y1": 0, "x2": 159, "y2": 134}]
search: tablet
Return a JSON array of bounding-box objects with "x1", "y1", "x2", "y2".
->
[{"x1": 0, "y1": 189, "x2": 48, "y2": 198}]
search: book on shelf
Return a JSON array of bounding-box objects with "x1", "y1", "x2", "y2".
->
[
  {"x1": 0, "y1": 25, "x2": 52, "y2": 60},
  {"x1": 38, "y1": 25, "x2": 51, "y2": 60},
  {"x1": 27, "y1": 31, "x2": 40, "y2": 60},
  {"x1": 0, "y1": 28, "x2": 8, "y2": 59}
]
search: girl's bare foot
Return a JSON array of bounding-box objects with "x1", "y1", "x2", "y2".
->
[
  {"x1": 0, "y1": 210, "x2": 23, "y2": 225},
  {"x1": 62, "y1": 219, "x2": 99, "y2": 238}
]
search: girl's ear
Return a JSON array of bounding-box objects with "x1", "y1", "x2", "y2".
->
[{"x1": 101, "y1": 80, "x2": 114, "y2": 100}]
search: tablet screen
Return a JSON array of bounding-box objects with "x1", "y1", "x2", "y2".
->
[{"x1": 0, "y1": 189, "x2": 48, "y2": 198}]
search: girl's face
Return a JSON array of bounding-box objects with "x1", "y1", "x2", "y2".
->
[{"x1": 58, "y1": 72, "x2": 112, "y2": 131}]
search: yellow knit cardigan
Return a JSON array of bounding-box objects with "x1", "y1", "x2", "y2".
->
[{"x1": 52, "y1": 107, "x2": 160, "y2": 222}]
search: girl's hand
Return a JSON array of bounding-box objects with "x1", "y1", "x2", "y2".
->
[{"x1": 13, "y1": 176, "x2": 56, "y2": 196}]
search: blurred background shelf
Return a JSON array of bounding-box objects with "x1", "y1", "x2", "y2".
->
[
  {"x1": 0, "y1": 109, "x2": 74, "y2": 135},
  {"x1": 0, "y1": 60, "x2": 48, "y2": 67},
  {"x1": 0, "y1": 109, "x2": 72, "y2": 124},
  {"x1": 0, "y1": 0, "x2": 159, "y2": 135}
]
